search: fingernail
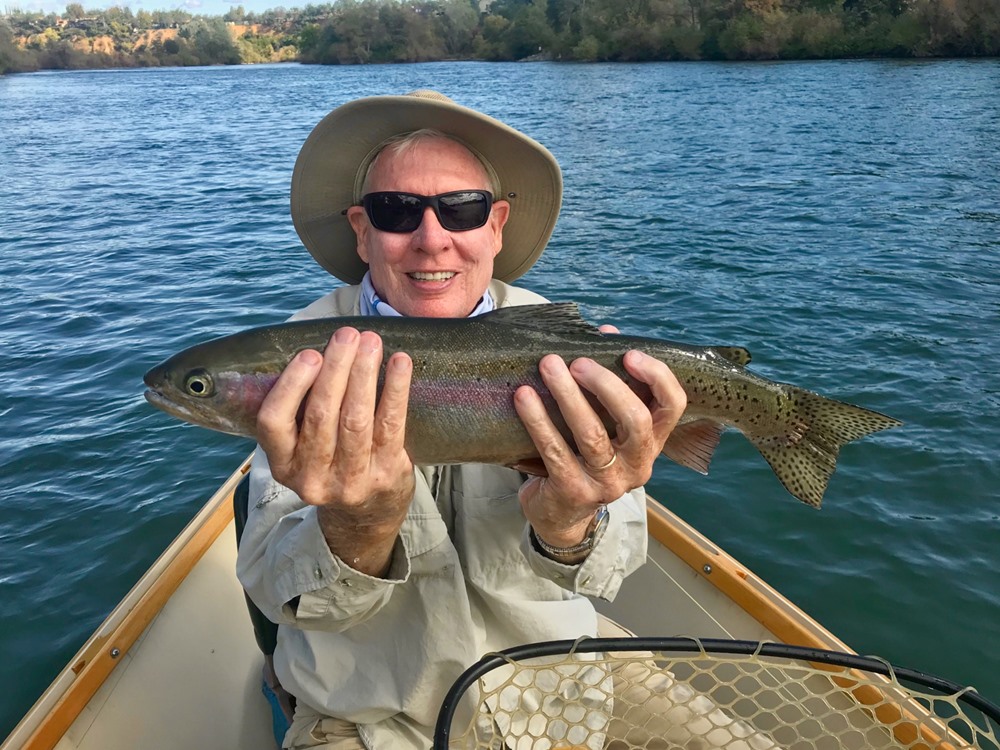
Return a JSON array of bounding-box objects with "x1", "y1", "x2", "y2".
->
[
  {"x1": 334, "y1": 327, "x2": 358, "y2": 344},
  {"x1": 540, "y1": 354, "x2": 567, "y2": 374},
  {"x1": 359, "y1": 331, "x2": 381, "y2": 354},
  {"x1": 389, "y1": 353, "x2": 411, "y2": 372},
  {"x1": 298, "y1": 349, "x2": 322, "y2": 367}
]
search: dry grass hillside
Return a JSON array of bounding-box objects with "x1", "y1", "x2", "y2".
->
[
  {"x1": 15, "y1": 22, "x2": 289, "y2": 62},
  {"x1": 131, "y1": 28, "x2": 179, "y2": 51}
]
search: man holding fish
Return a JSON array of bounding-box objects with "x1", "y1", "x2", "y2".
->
[
  {"x1": 142, "y1": 88, "x2": 899, "y2": 747},
  {"x1": 238, "y1": 90, "x2": 684, "y2": 748}
]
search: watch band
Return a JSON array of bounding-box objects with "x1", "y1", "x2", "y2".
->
[{"x1": 532, "y1": 504, "x2": 609, "y2": 563}]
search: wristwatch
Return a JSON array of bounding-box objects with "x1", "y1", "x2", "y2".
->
[{"x1": 532, "y1": 505, "x2": 609, "y2": 564}]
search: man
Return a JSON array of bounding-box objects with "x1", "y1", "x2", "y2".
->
[{"x1": 237, "y1": 90, "x2": 687, "y2": 749}]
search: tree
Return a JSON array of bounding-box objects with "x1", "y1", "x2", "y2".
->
[
  {"x1": 492, "y1": 0, "x2": 553, "y2": 58},
  {"x1": 436, "y1": 0, "x2": 479, "y2": 56},
  {"x1": 65, "y1": 3, "x2": 85, "y2": 20},
  {"x1": 474, "y1": 12, "x2": 510, "y2": 58},
  {"x1": 716, "y1": 10, "x2": 792, "y2": 58},
  {"x1": 225, "y1": 5, "x2": 248, "y2": 23},
  {"x1": 1, "y1": 18, "x2": 30, "y2": 73},
  {"x1": 179, "y1": 17, "x2": 241, "y2": 63}
]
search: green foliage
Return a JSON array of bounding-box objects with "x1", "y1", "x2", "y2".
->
[
  {"x1": 473, "y1": 14, "x2": 511, "y2": 59},
  {"x1": 0, "y1": 0, "x2": 997, "y2": 74},
  {"x1": 185, "y1": 17, "x2": 242, "y2": 64},
  {"x1": 571, "y1": 33, "x2": 601, "y2": 60},
  {"x1": 1, "y1": 19, "x2": 28, "y2": 73},
  {"x1": 717, "y1": 11, "x2": 792, "y2": 59},
  {"x1": 778, "y1": 10, "x2": 835, "y2": 57}
]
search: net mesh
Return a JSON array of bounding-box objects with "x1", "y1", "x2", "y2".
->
[{"x1": 438, "y1": 639, "x2": 999, "y2": 750}]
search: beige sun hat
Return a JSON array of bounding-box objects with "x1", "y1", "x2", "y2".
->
[{"x1": 290, "y1": 90, "x2": 563, "y2": 284}]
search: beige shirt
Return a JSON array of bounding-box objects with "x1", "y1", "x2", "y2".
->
[{"x1": 236, "y1": 280, "x2": 648, "y2": 749}]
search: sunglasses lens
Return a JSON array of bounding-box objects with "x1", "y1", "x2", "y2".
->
[
  {"x1": 363, "y1": 192, "x2": 493, "y2": 233},
  {"x1": 366, "y1": 193, "x2": 423, "y2": 233},
  {"x1": 437, "y1": 192, "x2": 491, "y2": 231}
]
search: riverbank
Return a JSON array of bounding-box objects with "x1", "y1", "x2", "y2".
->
[{"x1": 3, "y1": 0, "x2": 998, "y2": 75}]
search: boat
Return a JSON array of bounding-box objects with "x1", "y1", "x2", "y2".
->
[{"x1": 3, "y1": 454, "x2": 997, "y2": 750}]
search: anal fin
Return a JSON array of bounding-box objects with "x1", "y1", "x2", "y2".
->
[{"x1": 661, "y1": 419, "x2": 726, "y2": 475}]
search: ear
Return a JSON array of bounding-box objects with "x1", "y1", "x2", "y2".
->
[
  {"x1": 346, "y1": 206, "x2": 371, "y2": 263},
  {"x1": 489, "y1": 200, "x2": 511, "y2": 258}
]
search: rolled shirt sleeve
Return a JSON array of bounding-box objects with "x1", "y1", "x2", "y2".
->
[{"x1": 236, "y1": 449, "x2": 412, "y2": 631}]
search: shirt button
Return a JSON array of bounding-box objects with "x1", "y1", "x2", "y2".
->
[{"x1": 314, "y1": 566, "x2": 323, "y2": 579}]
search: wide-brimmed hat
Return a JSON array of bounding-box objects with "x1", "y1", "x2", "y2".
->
[{"x1": 290, "y1": 90, "x2": 563, "y2": 284}]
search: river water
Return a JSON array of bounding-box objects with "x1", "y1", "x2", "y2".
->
[{"x1": 1, "y1": 59, "x2": 998, "y2": 738}]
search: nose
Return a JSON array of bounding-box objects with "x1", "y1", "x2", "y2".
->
[{"x1": 411, "y1": 206, "x2": 451, "y2": 254}]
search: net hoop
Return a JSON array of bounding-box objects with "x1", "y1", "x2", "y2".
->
[{"x1": 434, "y1": 637, "x2": 1000, "y2": 750}]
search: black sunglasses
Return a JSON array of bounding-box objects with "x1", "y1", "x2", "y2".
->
[{"x1": 361, "y1": 190, "x2": 494, "y2": 233}]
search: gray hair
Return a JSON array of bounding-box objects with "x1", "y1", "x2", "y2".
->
[{"x1": 355, "y1": 129, "x2": 502, "y2": 201}]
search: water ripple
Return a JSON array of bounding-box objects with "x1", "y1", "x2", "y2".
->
[{"x1": 2, "y1": 60, "x2": 999, "y2": 736}]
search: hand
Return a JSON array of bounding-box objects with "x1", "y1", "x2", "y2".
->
[
  {"x1": 513, "y1": 339, "x2": 687, "y2": 551},
  {"x1": 256, "y1": 327, "x2": 414, "y2": 576}
]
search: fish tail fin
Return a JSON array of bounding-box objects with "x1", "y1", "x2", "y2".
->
[{"x1": 749, "y1": 389, "x2": 901, "y2": 508}]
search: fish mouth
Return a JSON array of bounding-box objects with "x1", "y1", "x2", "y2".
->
[
  {"x1": 144, "y1": 387, "x2": 198, "y2": 422},
  {"x1": 143, "y1": 386, "x2": 250, "y2": 438}
]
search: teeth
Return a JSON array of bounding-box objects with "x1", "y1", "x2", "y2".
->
[{"x1": 410, "y1": 272, "x2": 455, "y2": 281}]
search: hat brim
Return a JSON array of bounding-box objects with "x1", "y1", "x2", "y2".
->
[{"x1": 290, "y1": 94, "x2": 563, "y2": 284}]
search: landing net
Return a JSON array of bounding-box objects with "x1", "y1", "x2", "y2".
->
[{"x1": 434, "y1": 637, "x2": 1000, "y2": 750}]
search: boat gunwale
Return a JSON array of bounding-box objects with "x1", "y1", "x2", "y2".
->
[
  {"x1": 1, "y1": 456, "x2": 254, "y2": 750},
  {"x1": 6, "y1": 468, "x2": 879, "y2": 750}
]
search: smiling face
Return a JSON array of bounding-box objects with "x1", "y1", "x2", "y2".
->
[{"x1": 346, "y1": 136, "x2": 510, "y2": 318}]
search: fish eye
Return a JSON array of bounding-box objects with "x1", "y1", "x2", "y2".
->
[{"x1": 183, "y1": 369, "x2": 215, "y2": 398}]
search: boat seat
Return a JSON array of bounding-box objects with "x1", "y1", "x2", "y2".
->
[
  {"x1": 233, "y1": 472, "x2": 280, "y2": 656},
  {"x1": 233, "y1": 471, "x2": 295, "y2": 746}
]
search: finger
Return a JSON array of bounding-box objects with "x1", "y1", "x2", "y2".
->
[
  {"x1": 372, "y1": 351, "x2": 412, "y2": 458},
  {"x1": 566, "y1": 356, "x2": 653, "y2": 459},
  {"x1": 296, "y1": 327, "x2": 361, "y2": 468},
  {"x1": 256, "y1": 348, "x2": 323, "y2": 472},
  {"x1": 512, "y1": 382, "x2": 579, "y2": 476},
  {"x1": 333, "y1": 331, "x2": 384, "y2": 473},
  {"x1": 538, "y1": 354, "x2": 618, "y2": 469},
  {"x1": 622, "y1": 350, "x2": 687, "y2": 447}
]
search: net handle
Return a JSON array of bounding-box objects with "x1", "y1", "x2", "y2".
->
[{"x1": 432, "y1": 637, "x2": 1000, "y2": 748}]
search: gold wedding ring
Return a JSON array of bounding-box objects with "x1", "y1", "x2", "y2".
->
[{"x1": 586, "y1": 452, "x2": 617, "y2": 472}]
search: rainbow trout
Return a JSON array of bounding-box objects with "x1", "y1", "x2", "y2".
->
[{"x1": 143, "y1": 303, "x2": 900, "y2": 507}]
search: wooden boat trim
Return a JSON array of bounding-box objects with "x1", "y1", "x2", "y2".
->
[
  {"x1": 643, "y1": 494, "x2": 850, "y2": 651},
  {"x1": 5, "y1": 456, "x2": 253, "y2": 750}
]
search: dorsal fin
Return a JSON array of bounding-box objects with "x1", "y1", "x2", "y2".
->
[
  {"x1": 707, "y1": 346, "x2": 752, "y2": 367},
  {"x1": 481, "y1": 303, "x2": 603, "y2": 337}
]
